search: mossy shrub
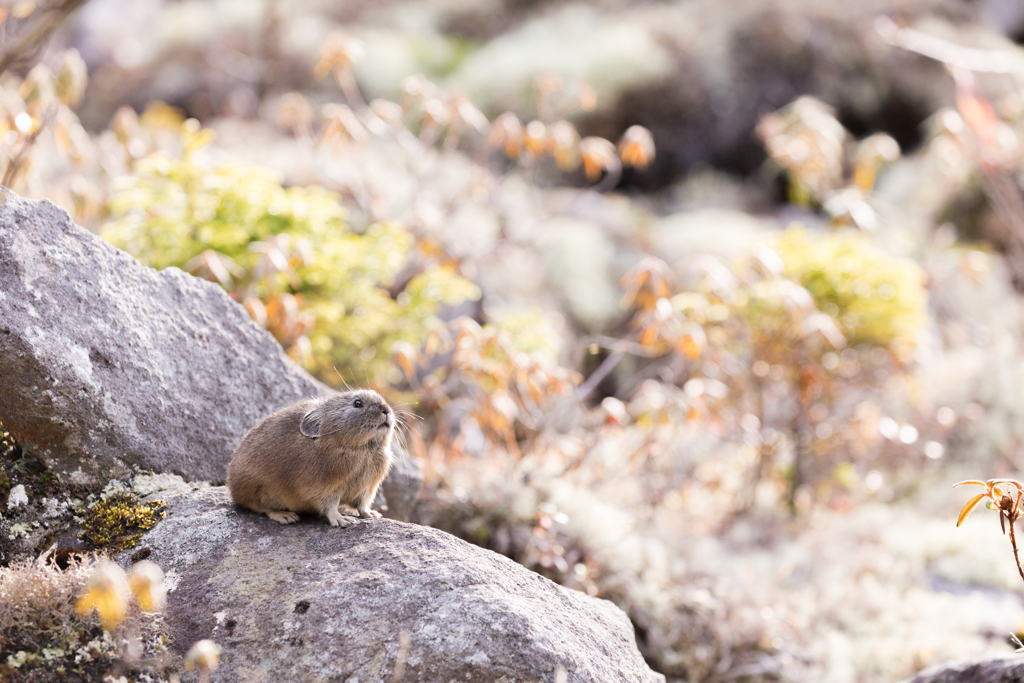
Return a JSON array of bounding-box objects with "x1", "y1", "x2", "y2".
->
[
  {"x1": 774, "y1": 226, "x2": 927, "y2": 357},
  {"x1": 103, "y1": 122, "x2": 480, "y2": 386}
]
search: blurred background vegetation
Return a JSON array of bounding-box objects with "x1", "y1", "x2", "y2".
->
[{"x1": 7, "y1": 0, "x2": 1024, "y2": 681}]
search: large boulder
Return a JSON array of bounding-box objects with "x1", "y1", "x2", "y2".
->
[
  {"x1": 901, "y1": 656, "x2": 1024, "y2": 683},
  {"x1": 0, "y1": 190, "x2": 421, "y2": 516},
  {"x1": 117, "y1": 484, "x2": 664, "y2": 683}
]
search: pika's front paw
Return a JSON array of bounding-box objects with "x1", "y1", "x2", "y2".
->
[
  {"x1": 358, "y1": 508, "x2": 382, "y2": 519},
  {"x1": 326, "y1": 509, "x2": 354, "y2": 528},
  {"x1": 267, "y1": 510, "x2": 299, "y2": 524}
]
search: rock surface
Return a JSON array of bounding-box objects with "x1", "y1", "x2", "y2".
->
[
  {"x1": 0, "y1": 191, "x2": 420, "y2": 516},
  {"x1": 118, "y1": 484, "x2": 664, "y2": 683},
  {"x1": 901, "y1": 656, "x2": 1024, "y2": 683}
]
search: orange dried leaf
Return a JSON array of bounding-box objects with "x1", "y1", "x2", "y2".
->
[
  {"x1": 956, "y1": 493, "x2": 987, "y2": 527},
  {"x1": 488, "y1": 112, "x2": 523, "y2": 160},
  {"x1": 315, "y1": 33, "x2": 364, "y2": 78},
  {"x1": 524, "y1": 120, "x2": 548, "y2": 157},
  {"x1": 952, "y1": 480, "x2": 986, "y2": 488},
  {"x1": 243, "y1": 297, "x2": 269, "y2": 329},
  {"x1": 678, "y1": 326, "x2": 705, "y2": 360},
  {"x1": 550, "y1": 121, "x2": 580, "y2": 171},
  {"x1": 392, "y1": 341, "x2": 419, "y2": 379},
  {"x1": 580, "y1": 136, "x2": 619, "y2": 181},
  {"x1": 618, "y1": 125, "x2": 655, "y2": 169}
]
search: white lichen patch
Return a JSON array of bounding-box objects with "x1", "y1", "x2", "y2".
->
[
  {"x1": 66, "y1": 344, "x2": 98, "y2": 389},
  {"x1": 7, "y1": 650, "x2": 41, "y2": 668},
  {"x1": 66, "y1": 468, "x2": 95, "y2": 486},
  {"x1": 132, "y1": 473, "x2": 187, "y2": 497},
  {"x1": 42, "y1": 647, "x2": 65, "y2": 661},
  {"x1": 75, "y1": 632, "x2": 118, "y2": 664},
  {"x1": 9, "y1": 522, "x2": 30, "y2": 539},
  {"x1": 100, "y1": 480, "x2": 131, "y2": 500},
  {"x1": 41, "y1": 496, "x2": 67, "y2": 518},
  {"x1": 7, "y1": 484, "x2": 28, "y2": 509},
  {"x1": 162, "y1": 570, "x2": 180, "y2": 593}
]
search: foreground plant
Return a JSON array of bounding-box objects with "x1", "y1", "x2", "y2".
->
[
  {"x1": 185, "y1": 639, "x2": 221, "y2": 683},
  {"x1": 954, "y1": 478, "x2": 1024, "y2": 585},
  {"x1": 1, "y1": 556, "x2": 170, "y2": 681}
]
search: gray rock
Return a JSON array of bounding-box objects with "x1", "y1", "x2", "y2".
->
[
  {"x1": 900, "y1": 656, "x2": 1024, "y2": 683},
  {"x1": 119, "y1": 484, "x2": 664, "y2": 683},
  {"x1": 0, "y1": 191, "x2": 421, "y2": 518}
]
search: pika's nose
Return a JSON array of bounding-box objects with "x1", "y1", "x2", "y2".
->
[{"x1": 379, "y1": 404, "x2": 389, "y2": 416}]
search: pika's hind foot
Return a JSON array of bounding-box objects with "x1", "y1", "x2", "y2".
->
[
  {"x1": 358, "y1": 508, "x2": 382, "y2": 519},
  {"x1": 267, "y1": 510, "x2": 300, "y2": 524}
]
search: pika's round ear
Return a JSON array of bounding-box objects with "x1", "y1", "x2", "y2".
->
[{"x1": 299, "y1": 405, "x2": 325, "y2": 438}]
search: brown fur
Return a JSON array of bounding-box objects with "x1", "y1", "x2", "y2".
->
[{"x1": 226, "y1": 389, "x2": 395, "y2": 527}]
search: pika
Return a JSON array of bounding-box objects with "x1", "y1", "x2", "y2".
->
[{"x1": 227, "y1": 389, "x2": 395, "y2": 527}]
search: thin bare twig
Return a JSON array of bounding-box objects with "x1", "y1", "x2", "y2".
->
[
  {"x1": 1008, "y1": 515, "x2": 1024, "y2": 587},
  {"x1": 875, "y1": 15, "x2": 1024, "y2": 76},
  {"x1": 0, "y1": 0, "x2": 91, "y2": 76},
  {"x1": 575, "y1": 348, "x2": 625, "y2": 402},
  {"x1": 1007, "y1": 488, "x2": 1024, "y2": 587},
  {"x1": 2, "y1": 105, "x2": 57, "y2": 188},
  {"x1": 579, "y1": 335, "x2": 665, "y2": 359}
]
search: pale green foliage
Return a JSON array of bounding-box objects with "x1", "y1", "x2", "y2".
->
[
  {"x1": 103, "y1": 124, "x2": 480, "y2": 385},
  {"x1": 488, "y1": 308, "x2": 563, "y2": 362},
  {"x1": 775, "y1": 226, "x2": 927, "y2": 352}
]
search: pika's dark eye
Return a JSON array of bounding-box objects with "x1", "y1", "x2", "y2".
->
[{"x1": 353, "y1": 398, "x2": 363, "y2": 408}]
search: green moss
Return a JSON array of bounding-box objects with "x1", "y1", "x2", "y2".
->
[{"x1": 78, "y1": 492, "x2": 166, "y2": 552}]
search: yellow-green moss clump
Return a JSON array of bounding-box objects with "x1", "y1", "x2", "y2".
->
[
  {"x1": 79, "y1": 492, "x2": 166, "y2": 552},
  {"x1": 774, "y1": 226, "x2": 928, "y2": 353}
]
